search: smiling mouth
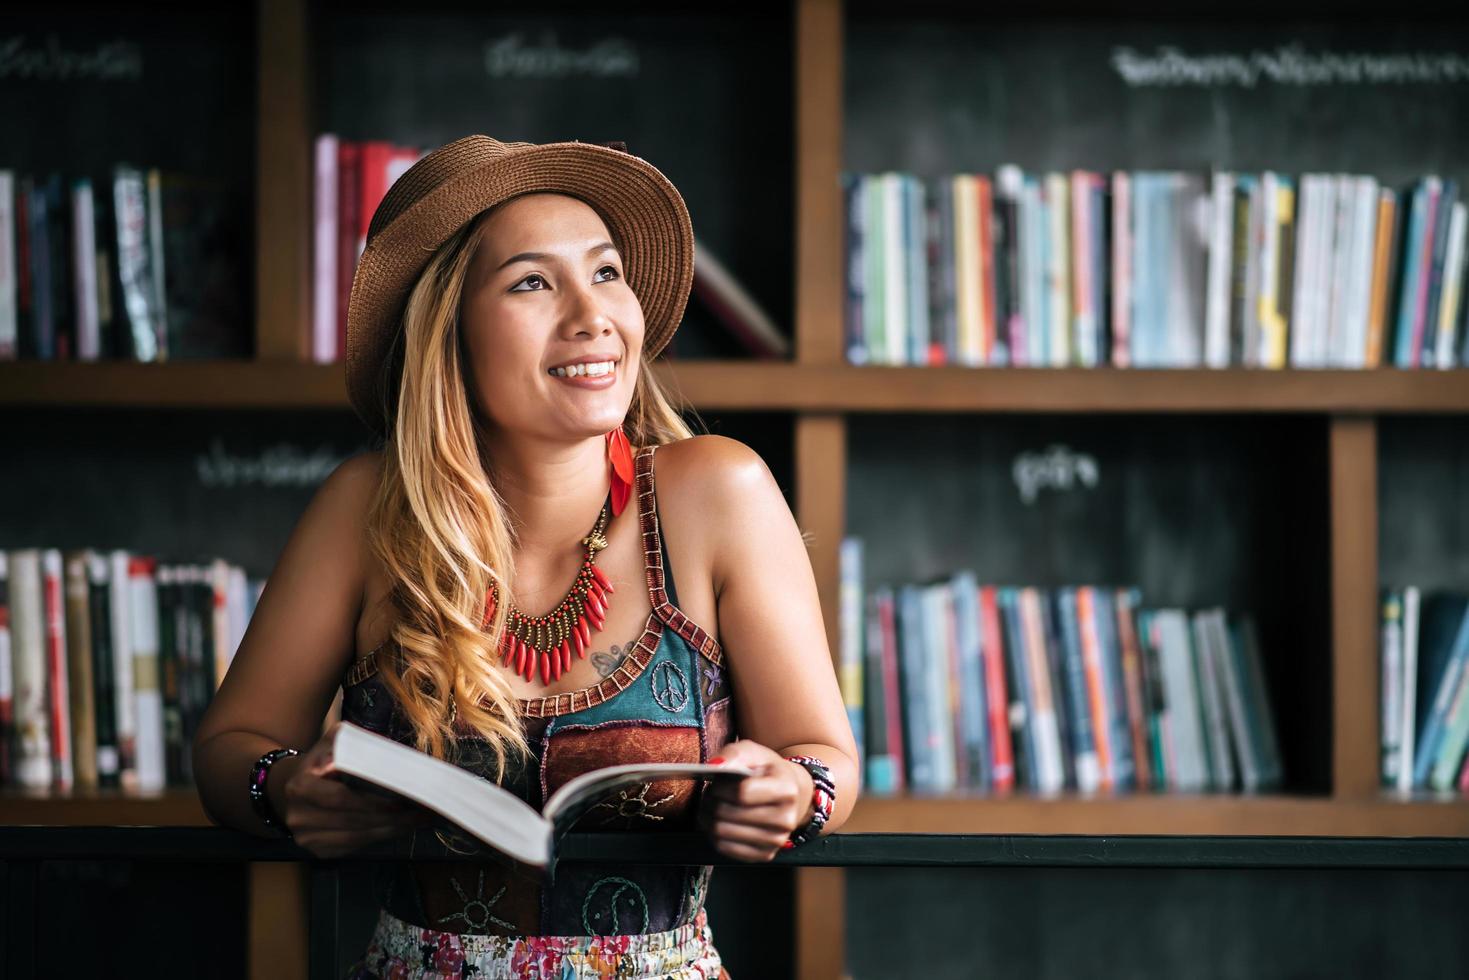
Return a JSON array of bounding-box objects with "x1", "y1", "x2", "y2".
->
[{"x1": 548, "y1": 359, "x2": 617, "y2": 378}]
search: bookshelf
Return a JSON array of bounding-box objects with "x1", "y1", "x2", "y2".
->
[{"x1": 6, "y1": 2, "x2": 1469, "y2": 979}]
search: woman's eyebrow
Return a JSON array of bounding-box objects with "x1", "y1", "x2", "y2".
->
[{"x1": 494, "y1": 241, "x2": 618, "y2": 274}]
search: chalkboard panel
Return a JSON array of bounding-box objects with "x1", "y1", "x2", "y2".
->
[
  {"x1": 847, "y1": 864, "x2": 1469, "y2": 980},
  {"x1": 0, "y1": 5, "x2": 255, "y2": 183},
  {"x1": 312, "y1": 0, "x2": 794, "y2": 360},
  {"x1": 1, "y1": 406, "x2": 793, "y2": 581},
  {"x1": 847, "y1": 413, "x2": 1332, "y2": 791},
  {"x1": 845, "y1": 10, "x2": 1469, "y2": 187},
  {"x1": 1380, "y1": 417, "x2": 1469, "y2": 592},
  {"x1": 0, "y1": 408, "x2": 373, "y2": 578}
]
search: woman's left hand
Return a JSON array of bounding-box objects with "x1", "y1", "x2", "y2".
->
[{"x1": 696, "y1": 739, "x2": 814, "y2": 862}]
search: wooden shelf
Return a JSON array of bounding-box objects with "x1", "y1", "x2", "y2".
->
[
  {"x1": 5, "y1": 361, "x2": 1469, "y2": 414},
  {"x1": 0, "y1": 788, "x2": 211, "y2": 827},
  {"x1": 847, "y1": 793, "x2": 1469, "y2": 837}
]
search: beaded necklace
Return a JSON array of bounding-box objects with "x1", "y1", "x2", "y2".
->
[{"x1": 488, "y1": 495, "x2": 617, "y2": 686}]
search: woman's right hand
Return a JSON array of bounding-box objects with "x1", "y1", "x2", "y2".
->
[{"x1": 272, "y1": 721, "x2": 437, "y2": 859}]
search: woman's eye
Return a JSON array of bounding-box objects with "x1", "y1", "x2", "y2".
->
[
  {"x1": 513, "y1": 274, "x2": 547, "y2": 291},
  {"x1": 595, "y1": 265, "x2": 620, "y2": 281}
]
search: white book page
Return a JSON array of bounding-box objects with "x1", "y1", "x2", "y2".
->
[
  {"x1": 328, "y1": 721, "x2": 550, "y2": 867},
  {"x1": 543, "y1": 762, "x2": 755, "y2": 833}
]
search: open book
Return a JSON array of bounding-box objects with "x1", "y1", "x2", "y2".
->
[{"x1": 325, "y1": 721, "x2": 753, "y2": 869}]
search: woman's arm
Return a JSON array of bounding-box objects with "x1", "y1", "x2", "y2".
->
[
  {"x1": 192, "y1": 452, "x2": 385, "y2": 836},
  {"x1": 678, "y1": 436, "x2": 861, "y2": 860}
]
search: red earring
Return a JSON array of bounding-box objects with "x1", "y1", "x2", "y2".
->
[{"x1": 606, "y1": 425, "x2": 634, "y2": 517}]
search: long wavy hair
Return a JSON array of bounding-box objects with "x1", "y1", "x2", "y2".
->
[{"x1": 363, "y1": 201, "x2": 699, "y2": 778}]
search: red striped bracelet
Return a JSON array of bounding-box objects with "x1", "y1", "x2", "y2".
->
[{"x1": 782, "y1": 755, "x2": 835, "y2": 849}]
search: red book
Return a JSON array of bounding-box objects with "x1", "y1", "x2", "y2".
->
[
  {"x1": 42, "y1": 551, "x2": 72, "y2": 792},
  {"x1": 976, "y1": 176, "x2": 996, "y2": 364},
  {"x1": 978, "y1": 586, "x2": 1015, "y2": 793},
  {"x1": 877, "y1": 591, "x2": 905, "y2": 792},
  {"x1": 1114, "y1": 589, "x2": 1153, "y2": 792},
  {"x1": 356, "y1": 140, "x2": 395, "y2": 258},
  {"x1": 336, "y1": 140, "x2": 361, "y2": 359},
  {"x1": 1077, "y1": 587, "x2": 1113, "y2": 791}
]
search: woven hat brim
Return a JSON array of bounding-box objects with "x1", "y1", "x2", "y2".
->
[{"x1": 345, "y1": 141, "x2": 694, "y2": 435}]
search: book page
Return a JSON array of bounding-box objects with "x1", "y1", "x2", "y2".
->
[
  {"x1": 543, "y1": 762, "x2": 754, "y2": 836},
  {"x1": 328, "y1": 721, "x2": 551, "y2": 867}
]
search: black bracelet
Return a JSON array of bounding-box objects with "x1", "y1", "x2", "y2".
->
[
  {"x1": 782, "y1": 755, "x2": 835, "y2": 849},
  {"x1": 249, "y1": 747, "x2": 299, "y2": 836}
]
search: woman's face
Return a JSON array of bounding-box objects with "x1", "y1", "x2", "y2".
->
[{"x1": 458, "y1": 192, "x2": 644, "y2": 442}]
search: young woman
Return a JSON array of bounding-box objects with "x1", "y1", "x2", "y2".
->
[{"x1": 192, "y1": 136, "x2": 857, "y2": 978}]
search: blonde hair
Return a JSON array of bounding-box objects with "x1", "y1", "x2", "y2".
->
[{"x1": 364, "y1": 202, "x2": 698, "y2": 778}]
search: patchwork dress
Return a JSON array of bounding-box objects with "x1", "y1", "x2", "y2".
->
[{"x1": 341, "y1": 444, "x2": 738, "y2": 980}]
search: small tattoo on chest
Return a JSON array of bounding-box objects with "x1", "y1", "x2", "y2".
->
[{"x1": 592, "y1": 639, "x2": 640, "y2": 677}]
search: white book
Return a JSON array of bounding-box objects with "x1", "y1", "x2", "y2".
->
[
  {"x1": 313, "y1": 134, "x2": 340, "y2": 364},
  {"x1": 1045, "y1": 173, "x2": 1071, "y2": 366},
  {"x1": 1025, "y1": 176, "x2": 1048, "y2": 366},
  {"x1": 108, "y1": 550, "x2": 138, "y2": 790},
  {"x1": 1111, "y1": 171, "x2": 1132, "y2": 368},
  {"x1": 1212, "y1": 610, "x2": 1261, "y2": 791},
  {"x1": 328, "y1": 720, "x2": 752, "y2": 871},
  {"x1": 1344, "y1": 176, "x2": 1380, "y2": 369},
  {"x1": 130, "y1": 559, "x2": 166, "y2": 793},
  {"x1": 1396, "y1": 587, "x2": 1422, "y2": 794},
  {"x1": 227, "y1": 564, "x2": 249, "y2": 675},
  {"x1": 1205, "y1": 172, "x2": 1235, "y2": 369},
  {"x1": 1019, "y1": 589, "x2": 1065, "y2": 794},
  {"x1": 1155, "y1": 610, "x2": 1208, "y2": 792},
  {"x1": 71, "y1": 180, "x2": 101, "y2": 360},
  {"x1": 882, "y1": 173, "x2": 907, "y2": 365},
  {"x1": 1306, "y1": 175, "x2": 1333, "y2": 368},
  {"x1": 8, "y1": 550, "x2": 51, "y2": 789},
  {"x1": 1328, "y1": 175, "x2": 1356, "y2": 367},
  {"x1": 1434, "y1": 202, "x2": 1467, "y2": 369},
  {"x1": 1070, "y1": 172, "x2": 1098, "y2": 368},
  {"x1": 1169, "y1": 174, "x2": 1208, "y2": 367},
  {"x1": 1193, "y1": 611, "x2": 1237, "y2": 791},
  {"x1": 1289, "y1": 175, "x2": 1317, "y2": 368},
  {"x1": 1381, "y1": 592, "x2": 1404, "y2": 785},
  {"x1": 0, "y1": 171, "x2": 16, "y2": 358}
]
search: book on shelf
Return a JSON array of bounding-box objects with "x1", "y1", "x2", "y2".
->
[
  {"x1": 326, "y1": 719, "x2": 752, "y2": 872},
  {"x1": 840, "y1": 166, "x2": 1469, "y2": 371},
  {"x1": 1, "y1": 548, "x2": 263, "y2": 796},
  {"x1": 1382, "y1": 588, "x2": 1469, "y2": 793},
  {"x1": 0, "y1": 165, "x2": 249, "y2": 364},
  {"x1": 839, "y1": 537, "x2": 1283, "y2": 797}
]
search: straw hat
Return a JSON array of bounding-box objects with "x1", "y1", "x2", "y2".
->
[{"x1": 344, "y1": 135, "x2": 695, "y2": 436}]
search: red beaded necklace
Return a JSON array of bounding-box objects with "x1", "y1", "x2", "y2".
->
[{"x1": 486, "y1": 496, "x2": 617, "y2": 686}]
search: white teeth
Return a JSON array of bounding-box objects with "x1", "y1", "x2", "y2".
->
[{"x1": 550, "y1": 360, "x2": 615, "y2": 378}]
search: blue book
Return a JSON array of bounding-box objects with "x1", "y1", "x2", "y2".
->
[
  {"x1": 1094, "y1": 589, "x2": 1136, "y2": 791},
  {"x1": 951, "y1": 572, "x2": 990, "y2": 790},
  {"x1": 904, "y1": 176, "x2": 926, "y2": 365},
  {"x1": 998, "y1": 587, "x2": 1038, "y2": 790},
  {"x1": 1056, "y1": 589, "x2": 1099, "y2": 791},
  {"x1": 1394, "y1": 179, "x2": 1432, "y2": 368},
  {"x1": 897, "y1": 585, "x2": 935, "y2": 792},
  {"x1": 841, "y1": 172, "x2": 867, "y2": 365},
  {"x1": 1412, "y1": 595, "x2": 1469, "y2": 789}
]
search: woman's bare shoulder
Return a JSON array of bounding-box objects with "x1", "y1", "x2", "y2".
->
[{"x1": 653, "y1": 434, "x2": 771, "y2": 499}]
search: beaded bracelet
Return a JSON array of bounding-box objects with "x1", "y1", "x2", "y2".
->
[
  {"x1": 782, "y1": 755, "x2": 835, "y2": 849},
  {"x1": 249, "y1": 747, "x2": 299, "y2": 836}
]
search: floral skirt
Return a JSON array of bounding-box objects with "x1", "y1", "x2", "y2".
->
[{"x1": 344, "y1": 904, "x2": 729, "y2": 980}]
